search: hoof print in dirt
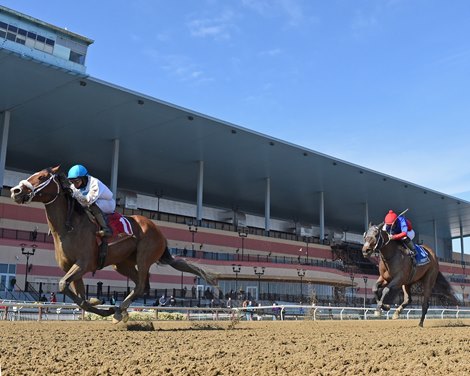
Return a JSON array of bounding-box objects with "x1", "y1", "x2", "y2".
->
[{"x1": 127, "y1": 322, "x2": 155, "y2": 331}]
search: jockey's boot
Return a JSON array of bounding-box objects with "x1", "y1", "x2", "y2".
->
[
  {"x1": 89, "y1": 203, "x2": 113, "y2": 238},
  {"x1": 404, "y1": 238, "x2": 416, "y2": 257}
]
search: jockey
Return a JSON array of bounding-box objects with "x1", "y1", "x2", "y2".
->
[
  {"x1": 383, "y1": 210, "x2": 416, "y2": 256},
  {"x1": 67, "y1": 164, "x2": 114, "y2": 238}
]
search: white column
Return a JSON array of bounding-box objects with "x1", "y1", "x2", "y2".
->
[
  {"x1": 460, "y1": 223, "x2": 465, "y2": 264},
  {"x1": 0, "y1": 111, "x2": 11, "y2": 189},
  {"x1": 364, "y1": 201, "x2": 369, "y2": 231},
  {"x1": 319, "y1": 191, "x2": 325, "y2": 241},
  {"x1": 196, "y1": 160, "x2": 204, "y2": 223},
  {"x1": 110, "y1": 138, "x2": 120, "y2": 196},
  {"x1": 265, "y1": 177, "x2": 271, "y2": 234},
  {"x1": 433, "y1": 219, "x2": 438, "y2": 255}
]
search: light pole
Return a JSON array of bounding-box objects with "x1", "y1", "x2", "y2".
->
[
  {"x1": 188, "y1": 224, "x2": 198, "y2": 251},
  {"x1": 238, "y1": 228, "x2": 248, "y2": 261},
  {"x1": 21, "y1": 243, "x2": 36, "y2": 291},
  {"x1": 305, "y1": 236, "x2": 311, "y2": 264},
  {"x1": 461, "y1": 285, "x2": 465, "y2": 305},
  {"x1": 232, "y1": 264, "x2": 241, "y2": 298},
  {"x1": 297, "y1": 269, "x2": 306, "y2": 302},
  {"x1": 155, "y1": 190, "x2": 163, "y2": 220},
  {"x1": 363, "y1": 275, "x2": 368, "y2": 309},
  {"x1": 350, "y1": 272, "x2": 355, "y2": 305},
  {"x1": 253, "y1": 266, "x2": 265, "y2": 301}
]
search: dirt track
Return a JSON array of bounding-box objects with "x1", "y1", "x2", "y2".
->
[{"x1": 0, "y1": 319, "x2": 469, "y2": 376}]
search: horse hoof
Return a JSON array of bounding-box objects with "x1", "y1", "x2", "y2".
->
[
  {"x1": 382, "y1": 304, "x2": 391, "y2": 312},
  {"x1": 392, "y1": 313, "x2": 400, "y2": 320},
  {"x1": 88, "y1": 298, "x2": 102, "y2": 306},
  {"x1": 112, "y1": 311, "x2": 123, "y2": 324},
  {"x1": 374, "y1": 310, "x2": 382, "y2": 317},
  {"x1": 121, "y1": 310, "x2": 129, "y2": 323}
]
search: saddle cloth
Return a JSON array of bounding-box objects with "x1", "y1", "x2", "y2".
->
[
  {"x1": 413, "y1": 244, "x2": 430, "y2": 266},
  {"x1": 106, "y1": 212, "x2": 133, "y2": 240}
]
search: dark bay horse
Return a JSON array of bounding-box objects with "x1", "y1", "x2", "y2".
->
[
  {"x1": 362, "y1": 223, "x2": 458, "y2": 327},
  {"x1": 10, "y1": 166, "x2": 217, "y2": 323}
]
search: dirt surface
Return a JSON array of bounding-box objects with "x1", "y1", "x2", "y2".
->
[{"x1": 0, "y1": 319, "x2": 469, "y2": 376}]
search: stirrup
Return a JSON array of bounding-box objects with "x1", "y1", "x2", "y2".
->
[{"x1": 97, "y1": 229, "x2": 112, "y2": 238}]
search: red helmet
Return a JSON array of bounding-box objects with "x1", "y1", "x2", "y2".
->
[{"x1": 384, "y1": 210, "x2": 397, "y2": 225}]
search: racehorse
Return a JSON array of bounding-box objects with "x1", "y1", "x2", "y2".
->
[
  {"x1": 10, "y1": 166, "x2": 218, "y2": 323},
  {"x1": 362, "y1": 223, "x2": 458, "y2": 327}
]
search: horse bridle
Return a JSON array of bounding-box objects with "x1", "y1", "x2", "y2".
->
[
  {"x1": 366, "y1": 225, "x2": 390, "y2": 253},
  {"x1": 16, "y1": 171, "x2": 60, "y2": 206}
]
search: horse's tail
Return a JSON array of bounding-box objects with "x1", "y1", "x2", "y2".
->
[
  {"x1": 159, "y1": 247, "x2": 219, "y2": 286},
  {"x1": 432, "y1": 272, "x2": 460, "y2": 306}
]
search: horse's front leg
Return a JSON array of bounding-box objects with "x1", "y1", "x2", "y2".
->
[
  {"x1": 375, "y1": 279, "x2": 399, "y2": 316},
  {"x1": 59, "y1": 264, "x2": 115, "y2": 317},
  {"x1": 372, "y1": 276, "x2": 385, "y2": 302},
  {"x1": 392, "y1": 285, "x2": 411, "y2": 320}
]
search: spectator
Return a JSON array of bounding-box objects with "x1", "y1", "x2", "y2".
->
[
  {"x1": 159, "y1": 294, "x2": 167, "y2": 306},
  {"x1": 226, "y1": 297, "x2": 233, "y2": 309},
  {"x1": 272, "y1": 302, "x2": 281, "y2": 320},
  {"x1": 169, "y1": 295, "x2": 176, "y2": 307},
  {"x1": 50, "y1": 292, "x2": 57, "y2": 303}
]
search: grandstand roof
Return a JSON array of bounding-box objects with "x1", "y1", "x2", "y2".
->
[{"x1": 2, "y1": 47, "x2": 470, "y2": 244}]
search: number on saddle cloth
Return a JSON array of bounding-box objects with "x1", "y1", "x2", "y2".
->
[{"x1": 413, "y1": 244, "x2": 430, "y2": 266}]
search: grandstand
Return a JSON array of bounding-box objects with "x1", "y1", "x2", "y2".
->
[{"x1": 0, "y1": 5, "x2": 468, "y2": 308}]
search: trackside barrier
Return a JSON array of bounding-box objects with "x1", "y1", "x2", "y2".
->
[{"x1": 0, "y1": 301, "x2": 469, "y2": 322}]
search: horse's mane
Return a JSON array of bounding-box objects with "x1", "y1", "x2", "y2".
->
[{"x1": 56, "y1": 171, "x2": 86, "y2": 215}]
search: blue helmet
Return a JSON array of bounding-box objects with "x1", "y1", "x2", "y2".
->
[{"x1": 67, "y1": 164, "x2": 88, "y2": 179}]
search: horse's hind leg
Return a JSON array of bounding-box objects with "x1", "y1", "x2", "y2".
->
[
  {"x1": 71, "y1": 279, "x2": 102, "y2": 306},
  {"x1": 392, "y1": 285, "x2": 411, "y2": 319},
  {"x1": 418, "y1": 272, "x2": 438, "y2": 327},
  {"x1": 112, "y1": 259, "x2": 147, "y2": 324}
]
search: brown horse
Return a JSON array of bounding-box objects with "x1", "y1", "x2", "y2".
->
[
  {"x1": 10, "y1": 166, "x2": 218, "y2": 323},
  {"x1": 362, "y1": 223, "x2": 458, "y2": 327}
]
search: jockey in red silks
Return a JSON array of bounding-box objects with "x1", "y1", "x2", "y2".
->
[{"x1": 383, "y1": 210, "x2": 416, "y2": 256}]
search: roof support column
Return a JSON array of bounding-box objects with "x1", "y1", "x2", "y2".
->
[
  {"x1": 0, "y1": 111, "x2": 11, "y2": 190},
  {"x1": 319, "y1": 191, "x2": 325, "y2": 242},
  {"x1": 460, "y1": 224, "x2": 465, "y2": 264},
  {"x1": 364, "y1": 201, "x2": 369, "y2": 232},
  {"x1": 433, "y1": 219, "x2": 438, "y2": 255},
  {"x1": 264, "y1": 177, "x2": 271, "y2": 235},
  {"x1": 110, "y1": 138, "x2": 120, "y2": 196},
  {"x1": 196, "y1": 160, "x2": 204, "y2": 224}
]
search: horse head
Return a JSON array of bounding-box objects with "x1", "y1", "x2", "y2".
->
[
  {"x1": 362, "y1": 222, "x2": 385, "y2": 258},
  {"x1": 10, "y1": 165, "x2": 64, "y2": 205}
]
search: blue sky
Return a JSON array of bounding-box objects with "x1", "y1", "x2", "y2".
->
[{"x1": 4, "y1": 0, "x2": 470, "y2": 200}]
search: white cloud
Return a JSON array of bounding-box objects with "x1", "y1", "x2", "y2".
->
[{"x1": 187, "y1": 10, "x2": 236, "y2": 40}]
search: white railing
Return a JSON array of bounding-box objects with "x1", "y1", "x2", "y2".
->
[{"x1": 1, "y1": 301, "x2": 469, "y2": 322}]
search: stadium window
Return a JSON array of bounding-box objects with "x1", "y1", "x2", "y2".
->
[
  {"x1": 16, "y1": 35, "x2": 25, "y2": 45},
  {"x1": 69, "y1": 50, "x2": 85, "y2": 64},
  {"x1": 6, "y1": 31, "x2": 15, "y2": 41},
  {"x1": 0, "y1": 21, "x2": 7, "y2": 30},
  {"x1": 7, "y1": 24, "x2": 17, "y2": 33},
  {"x1": 0, "y1": 30, "x2": 5, "y2": 39}
]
